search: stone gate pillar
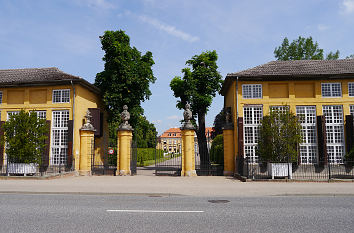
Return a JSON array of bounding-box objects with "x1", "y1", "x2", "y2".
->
[
  {"x1": 116, "y1": 105, "x2": 133, "y2": 176},
  {"x1": 181, "y1": 104, "x2": 197, "y2": 177},
  {"x1": 79, "y1": 110, "x2": 96, "y2": 176},
  {"x1": 223, "y1": 108, "x2": 235, "y2": 176}
]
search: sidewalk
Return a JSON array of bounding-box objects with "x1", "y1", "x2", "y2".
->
[{"x1": 1, "y1": 175, "x2": 354, "y2": 197}]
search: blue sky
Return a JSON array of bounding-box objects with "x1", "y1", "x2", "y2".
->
[{"x1": 1, "y1": 0, "x2": 354, "y2": 134}]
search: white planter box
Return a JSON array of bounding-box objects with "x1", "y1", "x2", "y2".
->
[
  {"x1": 268, "y1": 163, "x2": 292, "y2": 179},
  {"x1": 8, "y1": 163, "x2": 37, "y2": 175}
]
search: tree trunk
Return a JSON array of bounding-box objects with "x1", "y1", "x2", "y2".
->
[{"x1": 196, "y1": 111, "x2": 209, "y2": 168}]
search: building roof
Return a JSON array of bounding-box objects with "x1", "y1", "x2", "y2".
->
[
  {"x1": 221, "y1": 59, "x2": 354, "y2": 95},
  {"x1": 160, "y1": 128, "x2": 182, "y2": 138},
  {"x1": 0, "y1": 67, "x2": 100, "y2": 94}
]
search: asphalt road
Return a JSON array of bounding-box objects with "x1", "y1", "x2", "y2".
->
[{"x1": 0, "y1": 193, "x2": 353, "y2": 233}]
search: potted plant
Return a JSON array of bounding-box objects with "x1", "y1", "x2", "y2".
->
[
  {"x1": 257, "y1": 107, "x2": 302, "y2": 179},
  {"x1": 1, "y1": 110, "x2": 48, "y2": 176}
]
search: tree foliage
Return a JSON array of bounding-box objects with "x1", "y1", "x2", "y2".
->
[
  {"x1": 95, "y1": 30, "x2": 156, "y2": 126},
  {"x1": 1, "y1": 110, "x2": 48, "y2": 164},
  {"x1": 135, "y1": 115, "x2": 157, "y2": 148},
  {"x1": 210, "y1": 134, "x2": 224, "y2": 164},
  {"x1": 257, "y1": 108, "x2": 302, "y2": 162},
  {"x1": 108, "y1": 116, "x2": 157, "y2": 148},
  {"x1": 170, "y1": 50, "x2": 223, "y2": 165},
  {"x1": 212, "y1": 108, "x2": 225, "y2": 139},
  {"x1": 274, "y1": 36, "x2": 339, "y2": 61},
  {"x1": 346, "y1": 54, "x2": 354, "y2": 59}
]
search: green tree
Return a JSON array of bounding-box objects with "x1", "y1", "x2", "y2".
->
[
  {"x1": 170, "y1": 50, "x2": 223, "y2": 165},
  {"x1": 211, "y1": 108, "x2": 225, "y2": 139},
  {"x1": 1, "y1": 110, "x2": 48, "y2": 164},
  {"x1": 346, "y1": 54, "x2": 354, "y2": 59},
  {"x1": 210, "y1": 134, "x2": 224, "y2": 164},
  {"x1": 95, "y1": 30, "x2": 156, "y2": 126},
  {"x1": 135, "y1": 115, "x2": 157, "y2": 148},
  {"x1": 257, "y1": 108, "x2": 302, "y2": 162},
  {"x1": 274, "y1": 36, "x2": 339, "y2": 60}
]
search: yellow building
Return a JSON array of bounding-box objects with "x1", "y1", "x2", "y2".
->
[
  {"x1": 0, "y1": 68, "x2": 108, "y2": 172},
  {"x1": 221, "y1": 59, "x2": 354, "y2": 174}
]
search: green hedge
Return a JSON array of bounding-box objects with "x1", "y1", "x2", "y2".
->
[{"x1": 137, "y1": 148, "x2": 164, "y2": 162}]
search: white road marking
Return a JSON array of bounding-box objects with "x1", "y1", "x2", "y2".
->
[{"x1": 107, "y1": 210, "x2": 204, "y2": 213}]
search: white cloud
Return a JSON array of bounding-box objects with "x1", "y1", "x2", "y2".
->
[
  {"x1": 167, "y1": 115, "x2": 182, "y2": 120},
  {"x1": 75, "y1": 0, "x2": 115, "y2": 9},
  {"x1": 138, "y1": 15, "x2": 199, "y2": 43},
  {"x1": 152, "y1": 119, "x2": 162, "y2": 124},
  {"x1": 317, "y1": 24, "x2": 329, "y2": 31},
  {"x1": 342, "y1": 0, "x2": 354, "y2": 14}
]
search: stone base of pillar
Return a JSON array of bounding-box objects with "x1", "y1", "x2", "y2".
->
[
  {"x1": 183, "y1": 170, "x2": 197, "y2": 177},
  {"x1": 79, "y1": 170, "x2": 91, "y2": 176},
  {"x1": 116, "y1": 170, "x2": 131, "y2": 176},
  {"x1": 223, "y1": 170, "x2": 234, "y2": 176}
]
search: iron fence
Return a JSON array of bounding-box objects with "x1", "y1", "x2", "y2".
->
[
  {"x1": 238, "y1": 157, "x2": 354, "y2": 181},
  {"x1": 0, "y1": 157, "x2": 75, "y2": 177}
]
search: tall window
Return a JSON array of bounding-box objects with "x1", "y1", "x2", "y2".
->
[
  {"x1": 52, "y1": 89, "x2": 70, "y2": 103},
  {"x1": 323, "y1": 105, "x2": 344, "y2": 164},
  {"x1": 296, "y1": 106, "x2": 317, "y2": 164},
  {"x1": 0, "y1": 91, "x2": 2, "y2": 104},
  {"x1": 243, "y1": 105, "x2": 263, "y2": 163},
  {"x1": 34, "y1": 111, "x2": 46, "y2": 120},
  {"x1": 350, "y1": 105, "x2": 354, "y2": 116},
  {"x1": 321, "y1": 83, "x2": 341, "y2": 97},
  {"x1": 270, "y1": 105, "x2": 289, "y2": 114},
  {"x1": 349, "y1": 83, "x2": 354, "y2": 97},
  {"x1": 51, "y1": 110, "x2": 69, "y2": 165},
  {"x1": 242, "y1": 84, "x2": 262, "y2": 99}
]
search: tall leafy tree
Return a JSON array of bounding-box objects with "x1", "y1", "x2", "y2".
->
[
  {"x1": 95, "y1": 30, "x2": 156, "y2": 126},
  {"x1": 170, "y1": 50, "x2": 223, "y2": 165},
  {"x1": 1, "y1": 110, "x2": 48, "y2": 164},
  {"x1": 257, "y1": 109, "x2": 302, "y2": 162},
  {"x1": 274, "y1": 36, "x2": 339, "y2": 61}
]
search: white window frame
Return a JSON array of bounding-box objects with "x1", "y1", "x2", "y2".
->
[
  {"x1": 243, "y1": 105, "x2": 263, "y2": 163},
  {"x1": 35, "y1": 111, "x2": 47, "y2": 120},
  {"x1": 270, "y1": 105, "x2": 289, "y2": 114},
  {"x1": 350, "y1": 105, "x2": 354, "y2": 116},
  {"x1": 296, "y1": 106, "x2": 318, "y2": 164},
  {"x1": 51, "y1": 110, "x2": 69, "y2": 165},
  {"x1": 348, "y1": 83, "x2": 354, "y2": 97},
  {"x1": 323, "y1": 105, "x2": 345, "y2": 164},
  {"x1": 52, "y1": 89, "x2": 70, "y2": 103},
  {"x1": 321, "y1": 83, "x2": 342, "y2": 98},
  {"x1": 242, "y1": 84, "x2": 262, "y2": 99}
]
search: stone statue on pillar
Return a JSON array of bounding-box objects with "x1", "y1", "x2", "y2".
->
[
  {"x1": 181, "y1": 103, "x2": 194, "y2": 130},
  {"x1": 81, "y1": 110, "x2": 96, "y2": 131},
  {"x1": 119, "y1": 105, "x2": 133, "y2": 130}
]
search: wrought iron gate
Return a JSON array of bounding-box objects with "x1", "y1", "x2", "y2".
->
[
  {"x1": 155, "y1": 139, "x2": 181, "y2": 176},
  {"x1": 91, "y1": 138, "x2": 117, "y2": 175}
]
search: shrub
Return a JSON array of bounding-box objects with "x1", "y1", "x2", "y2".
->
[
  {"x1": 257, "y1": 108, "x2": 302, "y2": 162},
  {"x1": 1, "y1": 110, "x2": 48, "y2": 164},
  {"x1": 137, "y1": 148, "x2": 164, "y2": 162}
]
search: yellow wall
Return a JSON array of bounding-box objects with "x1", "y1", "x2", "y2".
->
[
  {"x1": 0, "y1": 84, "x2": 108, "y2": 170},
  {"x1": 235, "y1": 79, "x2": 354, "y2": 117},
  {"x1": 74, "y1": 85, "x2": 108, "y2": 170},
  {"x1": 223, "y1": 78, "x2": 354, "y2": 165}
]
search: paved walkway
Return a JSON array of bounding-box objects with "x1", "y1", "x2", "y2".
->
[{"x1": 0, "y1": 175, "x2": 354, "y2": 197}]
